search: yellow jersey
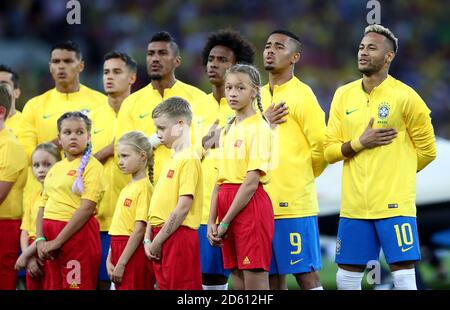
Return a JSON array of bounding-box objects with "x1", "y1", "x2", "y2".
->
[
  {"x1": 5, "y1": 111, "x2": 22, "y2": 137},
  {"x1": 148, "y1": 147, "x2": 203, "y2": 230},
  {"x1": 42, "y1": 156, "x2": 105, "y2": 222},
  {"x1": 20, "y1": 189, "x2": 42, "y2": 239},
  {"x1": 216, "y1": 113, "x2": 272, "y2": 185},
  {"x1": 109, "y1": 178, "x2": 153, "y2": 236},
  {"x1": 90, "y1": 103, "x2": 131, "y2": 231},
  {"x1": 261, "y1": 77, "x2": 327, "y2": 218},
  {"x1": 19, "y1": 85, "x2": 106, "y2": 160},
  {"x1": 200, "y1": 94, "x2": 234, "y2": 224},
  {"x1": 0, "y1": 129, "x2": 28, "y2": 219},
  {"x1": 324, "y1": 75, "x2": 436, "y2": 219},
  {"x1": 115, "y1": 80, "x2": 209, "y2": 184}
]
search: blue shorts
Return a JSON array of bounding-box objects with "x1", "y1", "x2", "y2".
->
[
  {"x1": 99, "y1": 232, "x2": 111, "y2": 282},
  {"x1": 198, "y1": 225, "x2": 230, "y2": 277},
  {"x1": 269, "y1": 216, "x2": 322, "y2": 275},
  {"x1": 335, "y1": 216, "x2": 421, "y2": 265}
]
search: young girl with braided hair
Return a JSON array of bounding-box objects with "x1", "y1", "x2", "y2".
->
[
  {"x1": 106, "y1": 131, "x2": 155, "y2": 290},
  {"x1": 207, "y1": 64, "x2": 274, "y2": 290},
  {"x1": 36, "y1": 111, "x2": 105, "y2": 290}
]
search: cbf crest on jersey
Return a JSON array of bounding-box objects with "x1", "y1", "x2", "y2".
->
[{"x1": 377, "y1": 102, "x2": 390, "y2": 125}]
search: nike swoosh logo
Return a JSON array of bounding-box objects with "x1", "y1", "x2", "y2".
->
[
  {"x1": 401, "y1": 246, "x2": 414, "y2": 253},
  {"x1": 93, "y1": 129, "x2": 104, "y2": 134},
  {"x1": 345, "y1": 109, "x2": 358, "y2": 115},
  {"x1": 139, "y1": 112, "x2": 151, "y2": 119},
  {"x1": 42, "y1": 114, "x2": 53, "y2": 119},
  {"x1": 290, "y1": 258, "x2": 303, "y2": 265}
]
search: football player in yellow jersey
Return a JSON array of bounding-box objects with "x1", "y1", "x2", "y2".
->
[
  {"x1": 91, "y1": 51, "x2": 137, "y2": 290},
  {"x1": 115, "y1": 31, "x2": 209, "y2": 184},
  {"x1": 0, "y1": 64, "x2": 22, "y2": 137},
  {"x1": 199, "y1": 29, "x2": 255, "y2": 291},
  {"x1": 262, "y1": 30, "x2": 327, "y2": 290},
  {"x1": 324, "y1": 25, "x2": 436, "y2": 290},
  {"x1": 19, "y1": 40, "x2": 106, "y2": 157},
  {"x1": 0, "y1": 85, "x2": 28, "y2": 290}
]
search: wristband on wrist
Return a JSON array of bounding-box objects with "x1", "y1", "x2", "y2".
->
[
  {"x1": 35, "y1": 237, "x2": 46, "y2": 246},
  {"x1": 219, "y1": 221, "x2": 229, "y2": 229},
  {"x1": 350, "y1": 137, "x2": 364, "y2": 153},
  {"x1": 143, "y1": 238, "x2": 151, "y2": 245}
]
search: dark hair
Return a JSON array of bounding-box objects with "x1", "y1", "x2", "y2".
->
[
  {"x1": 0, "y1": 84, "x2": 12, "y2": 117},
  {"x1": 269, "y1": 29, "x2": 302, "y2": 52},
  {"x1": 149, "y1": 31, "x2": 179, "y2": 56},
  {"x1": 202, "y1": 29, "x2": 255, "y2": 66},
  {"x1": 0, "y1": 64, "x2": 20, "y2": 89},
  {"x1": 104, "y1": 51, "x2": 137, "y2": 73},
  {"x1": 51, "y1": 40, "x2": 82, "y2": 60},
  {"x1": 57, "y1": 111, "x2": 92, "y2": 194},
  {"x1": 152, "y1": 96, "x2": 192, "y2": 125},
  {"x1": 57, "y1": 111, "x2": 92, "y2": 133}
]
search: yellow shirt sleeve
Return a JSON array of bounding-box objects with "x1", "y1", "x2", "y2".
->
[
  {"x1": 20, "y1": 198, "x2": 31, "y2": 232},
  {"x1": 18, "y1": 97, "x2": 39, "y2": 160},
  {"x1": 404, "y1": 91, "x2": 436, "y2": 171},
  {"x1": 179, "y1": 159, "x2": 201, "y2": 198},
  {"x1": 324, "y1": 89, "x2": 346, "y2": 164},
  {"x1": 41, "y1": 181, "x2": 49, "y2": 208},
  {"x1": 135, "y1": 185, "x2": 152, "y2": 222},
  {"x1": 293, "y1": 88, "x2": 327, "y2": 177},
  {"x1": 0, "y1": 142, "x2": 24, "y2": 182},
  {"x1": 247, "y1": 126, "x2": 272, "y2": 176},
  {"x1": 0, "y1": 130, "x2": 28, "y2": 219},
  {"x1": 80, "y1": 159, "x2": 105, "y2": 203}
]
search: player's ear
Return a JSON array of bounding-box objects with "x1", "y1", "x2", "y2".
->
[
  {"x1": 78, "y1": 60, "x2": 85, "y2": 73},
  {"x1": 13, "y1": 88, "x2": 21, "y2": 100},
  {"x1": 291, "y1": 51, "x2": 300, "y2": 65},
  {"x1": 57, "y1": 133, "x2": 62, "y2": 146},
  {"x1": 129, "y1": 72, "x2": 137, "y2": 85},
  {"x1": 174, "y1": 55, "x2": 181, "y2": 68},
  {"x1": 385, "y1": 50, "x2": 395, "y2": 64}
]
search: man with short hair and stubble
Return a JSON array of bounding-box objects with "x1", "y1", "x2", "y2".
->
[
  {"x1": 19, "y1": 40, "x2": 106, "y2": 158},
  {"x1": 0, "y1": 64, "x2": 22, "y2": 137},
  {"x1": 261, "y1": 30, "x2": 327, "y2": 290},
  {"x1": 90, "y1": 51, "x2": 138, "y2": 290},
  {"x1": 116, "y1": 31, "x2": 209, "y2": 185},
  {"x1": 324, "y1": 24, "x2": 436, "y2": 290}
]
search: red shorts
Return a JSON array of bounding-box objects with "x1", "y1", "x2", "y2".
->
[
  {"x1": 151, "y1": 226, "x2": 202, "y2": 290},
  {"x1": 110, "y1": 235, "x2": 155, "y2": 290},
  {"x1": 42, "y1": 216, "x2": 101, "y2": 290},
  {"x1": 0, "y1": 219, "x2": 21, "y2": 290},
  {"x1": 217, "y1": 184, "x2": 274, "y2": 271},
  {"x1": 26, "y1": 238, "x2": 45, "y2": 290}
]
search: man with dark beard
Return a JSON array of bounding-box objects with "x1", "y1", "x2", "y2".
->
[
  {"x1": 116, "y1": 31, "x2": 208, "y2": 184},
  {"x1": 324, "y1": 24, "x2": 436, "y2": 290}
]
